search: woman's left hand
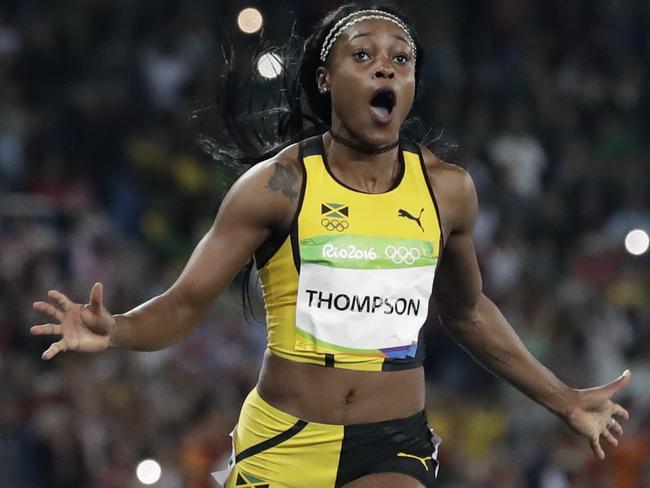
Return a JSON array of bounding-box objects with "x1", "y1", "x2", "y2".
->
[{"x1": 565, "y1": 370, "x2": 631, "y2": 460}]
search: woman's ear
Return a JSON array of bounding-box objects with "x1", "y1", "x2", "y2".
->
[{"x1": 316, "y1": 67, "x2": 330, "y2": 94}]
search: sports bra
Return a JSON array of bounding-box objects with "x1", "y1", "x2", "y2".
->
[{"x1": 257, "y1": 135, "x2": 443, "y2": 371}]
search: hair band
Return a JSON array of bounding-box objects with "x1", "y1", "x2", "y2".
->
[{"x1": 319, "y1": 9, "x2": 416, "y2": 64}]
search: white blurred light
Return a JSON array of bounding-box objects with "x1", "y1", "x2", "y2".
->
[
  {"x1": 237, "y1": 7, "x2": 263, "y2": 34},
  {"x1": 136, "y1": 459, "x2": 161, "y2": 485},
  {"x1": 624, "y1": 229, "x2": 649, "y2": 256},
  {"x1": 257, "y1": 52, "x2": 283, "y2": 79}
]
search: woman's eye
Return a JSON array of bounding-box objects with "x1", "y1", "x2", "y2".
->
[
  {"x1": 353, "y1": 51, "x2": 370, "y2": 61},
  {"x1": 394, "y1": 54, "x2": 409, "y2": 64}
]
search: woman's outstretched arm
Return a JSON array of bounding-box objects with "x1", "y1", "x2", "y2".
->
[
  {"x1": 31, "y1": 147, "x2": 302, "y2": 356},
  {"x1": 431, "y1": 162, "x2": 631, "y2": 460}
]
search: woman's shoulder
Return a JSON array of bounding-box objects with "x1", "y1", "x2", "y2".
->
[
  {"x1": 247, "y1": 142, "x2": 302, "y2": 176},
  {"x1": 222, "y1": 142, "x2": 304, "y2": 232},
  {"x1": 417, "y1": 143, "x2": 473, "y2": 191},
  {"x1": 416, "y1": 143, "x2": 478, "y2": 233},
  {"x1": 237, "y1": 142, "x2": 303, "y2": 194}
]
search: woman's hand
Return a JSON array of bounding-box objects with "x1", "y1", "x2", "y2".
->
[
  {"x1": 565, "y1": 370, "x2": 632, "y2": 460},
  {"x1": 31, "y1": 282, "x2": 115, "y2": 360}
]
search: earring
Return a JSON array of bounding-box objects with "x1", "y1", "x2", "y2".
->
[{"x1": 319, "y1": 87, "x2": 329, "y2": 94}]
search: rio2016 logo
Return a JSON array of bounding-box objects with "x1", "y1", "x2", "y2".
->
[
  {"x1": 384, "y1": 246, "x2": 421, "y2": 265},
  {"x1": 322, "y1": 243, "x2": 377, "y2": 260}
]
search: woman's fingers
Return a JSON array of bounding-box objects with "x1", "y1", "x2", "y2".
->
[
  {"x1": 576, "y1": 374, "x2": 632, "y2": 460},
  {"x1": 42, "y1": 339, "x2": 67, "y2": 360},
  {"x1": 601, "y1": 427, "x2": 619, "y2": 448},
  {"x1": 30, "y1": 323, "x2": 63, "y2": 336},
  {"x1": 89, "y1": 282, "x2": 103, "y2": 314},
  {"x1": 612, "y1": 403, "x2": 630, "y2": 421},
  {"x1": 590, "y1": 437, "x2": 605, "y2": 461},
  {"x1": 608, "y1": 418, "x2": 623, "y2": 437},
  {"x1": 33, "y1": 289, "x2": 75, "y2": 323},
  {"x1": 47, "y1": 289, "x2": 73, "y2": 312},
  {"x1": 600, "y1": 370, "x2": 632, "y2": 398},
  {"x1": 33, "y1": 301, "x2": 64, "y2": 322},
  {"x1": 31, "y1": 288, "x2": 107, "y2": 360}
]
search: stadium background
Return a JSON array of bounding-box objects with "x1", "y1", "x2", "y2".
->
[{"x1": 1, "y1": 0, "x2": 649, "y2": 486}]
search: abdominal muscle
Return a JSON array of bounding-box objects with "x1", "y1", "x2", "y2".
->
[{"x1": 256, "y1": 349, "x2": 426, "y2": 425}]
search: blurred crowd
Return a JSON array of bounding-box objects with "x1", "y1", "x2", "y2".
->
[{"x1": 1, "y1": 0, "x2": 649, "y2": 487}]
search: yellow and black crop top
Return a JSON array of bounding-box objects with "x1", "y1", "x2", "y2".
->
[{"x1": 257, "y1": 135, "x2": 443, "y2": 372}]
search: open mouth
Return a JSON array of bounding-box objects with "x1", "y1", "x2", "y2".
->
[{"x1": 369, "y1": 88, "x2": 396, "y2": 122}]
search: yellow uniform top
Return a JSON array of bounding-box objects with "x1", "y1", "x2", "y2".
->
[{"x1": 258, "y1": 135, "x2": 443, "y2": 371}]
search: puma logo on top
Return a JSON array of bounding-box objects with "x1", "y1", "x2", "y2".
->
[{"x1": 398, "y1": 208, "x2": 424, "y2": 232}]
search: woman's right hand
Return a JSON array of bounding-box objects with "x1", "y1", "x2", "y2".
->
[{"x1": 31, "y1": 282, "x2": 115, "y2": 360}]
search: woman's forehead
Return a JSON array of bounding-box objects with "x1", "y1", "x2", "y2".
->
[{"x1": 341, "y1": 18, "x2": 412, "y2": 47}]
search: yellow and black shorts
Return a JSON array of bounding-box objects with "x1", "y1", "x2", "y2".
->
[{"x1": 219, "y1": 388, "x2": 440, "y2": 488}]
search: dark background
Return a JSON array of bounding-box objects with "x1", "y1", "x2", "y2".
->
[{"x1": 1, "y1": 0, "x2": 649, "y2": 486}]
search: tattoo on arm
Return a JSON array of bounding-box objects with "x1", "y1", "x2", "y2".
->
[{"x1": 267, "y1": 163, "x2": 299, "y2": 200}]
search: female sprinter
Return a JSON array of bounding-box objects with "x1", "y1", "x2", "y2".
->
[{"x1": 31, "y1": 4, "x2": 631, "y2": 487}]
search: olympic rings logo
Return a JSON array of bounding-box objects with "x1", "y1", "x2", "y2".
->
[
  {"x1": 321, "y1": 218, "x2": 349, "y2": 232},
  {"x1": 384, "y1": 246, "x2": 421, "y2": 265}
]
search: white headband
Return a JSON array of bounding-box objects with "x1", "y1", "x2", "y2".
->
[{"x1": 319, "y1": 9, "x2": 417, "y2": 64}]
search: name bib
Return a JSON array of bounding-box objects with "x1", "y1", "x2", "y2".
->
[{"x1": 295, "y1": 235, "x2": 436, "y2": 359}]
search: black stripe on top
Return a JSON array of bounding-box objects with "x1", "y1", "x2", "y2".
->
[
  {"x1": 286, "y1": 138, "x2": 312, "y2": 273},
  {"x1": 325, "y1": 353, "x2": 335, "y2": 367},
  {"x1": 414, "y1": 143, "x2": 444, "y2": 253},
  {"x1": 302, "y1": 134, "x2": 325, "y2": 157},
  {"x1": 255, "y1": 140, "x2": 307, "y2": 271}
]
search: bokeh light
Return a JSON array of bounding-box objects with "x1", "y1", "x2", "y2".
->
[
  {"x1": 625, "y1": 229, "x2": 649, "y2": 256},
  {"x1": 136, "y1": 459, "x2": 162, "y2": 485},
  {"x1": 237, "y1": 7, "x2": 263, "y2": 34},
  {"x1": 256, "y1": 52, "x2": 283, "y2": 79}
]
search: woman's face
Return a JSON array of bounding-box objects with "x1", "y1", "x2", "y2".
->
[{"x1": 319, "y1": 18, "x2": 416, "y2": 146}]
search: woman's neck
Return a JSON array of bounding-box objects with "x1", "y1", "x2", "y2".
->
[{"x1": 322, "y1": 131, "x2": 401, "y2": 194}]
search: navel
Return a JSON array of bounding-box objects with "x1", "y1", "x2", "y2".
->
[{"x1": 343, "y1": 389, "x2": 356, "y2": 406}]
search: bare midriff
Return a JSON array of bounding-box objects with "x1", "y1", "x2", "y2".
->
[{"x1": 256, "y1": 350, "x2": 425, "y2": 425}]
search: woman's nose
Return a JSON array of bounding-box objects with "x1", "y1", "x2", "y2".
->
[{"x1": 374, "y1": 60, "x2": 395, "y2": 79}]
